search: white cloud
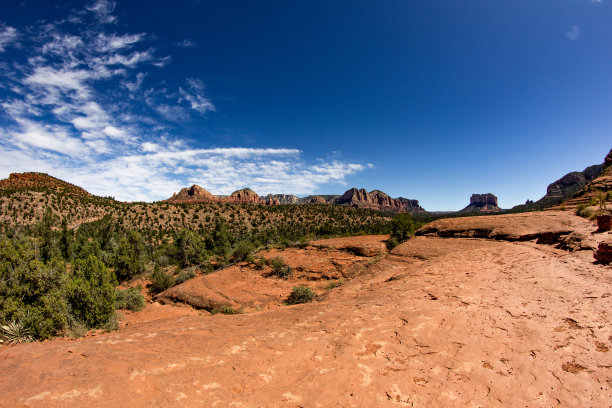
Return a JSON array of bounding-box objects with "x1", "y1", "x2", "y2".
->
[
  {"x1": 179, "y1": 79, "x2": 215, "y2": 114},
  {"x1": 566, "y1": 25, "x2": 581, "y2": 41},
  {"x1": 0, "y1": 23, "x2": 19, "y2": 52},
  {"x1": 177, "y1": 39, "x2": 196, "y2": 48},
  {"x1": 0, "y1": 1, "x2": 370, "y2": 202},
  {"x1": 85, "y1": 0, "x2": 117, "y2": 24}
]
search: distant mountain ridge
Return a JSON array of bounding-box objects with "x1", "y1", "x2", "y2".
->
[
  {"x1": 0, "y1": 172, "x2": 90, "y2": 197},
  {"x1": 166, "y1": 185, "x2": 425, "y2": 213},
  {"x1": 561, "y1": 148, "x2": 612, "y2": 207},
  {"x1": 511, "y1": 147, "x2": 612, "y2": 211}
]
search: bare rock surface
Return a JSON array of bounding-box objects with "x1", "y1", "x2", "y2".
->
[
  {"x1": 157, "y1": 239, "x2": 382, "y2": 312},
  {"x1": 1, "y1": 212, "x2": 611, "y2": 407},
  {"x1": 416, "y1": 210, "x2": 595, "y2": 243},
  {"x1": 310, "y1": 234, "x2": 389, "y2": 257}
]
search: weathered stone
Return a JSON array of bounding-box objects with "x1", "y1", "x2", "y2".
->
[
  {"x1": 597, "y1": 214, "x2": 612, "y2": 232},
  {"x1": 595, "y1": 241, "x2": 612, "y2": 264}
]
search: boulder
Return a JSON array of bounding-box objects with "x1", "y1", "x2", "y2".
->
[
  {"x1": 595, "y1": 241, "x2": 612, "y2": 264},
  {"x1": 597, "y1": 214, "x2": 612, "y2": 232}
]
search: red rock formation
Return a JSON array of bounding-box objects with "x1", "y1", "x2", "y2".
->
[
  {"x1": 165, "y1": 185, "x2": 424, "y2": 211},
  {"x1": 335, "y1": 188, "x2": 425, "y2": 213},
  {"x1": 597, "y1": 215, "x2": 611, "y2": 232},
  {"x1": 460, "y1": 193, "x2": 502, "y2": 213},
  {"x1": 166, "y1": 184, "x2": 218, "y2": 204},
  {"x1": 595, "y1": 241, "x2": 612, "y2": 264},
  {"x1": 224, "y1": 188, "x2": 268, "y2": 205},
  {"x1": 0, "y1": 172, "x2": 91, "y2": 197},
  {"x1": 307, "y1": 195, "x2": 328, "y2": 204}
]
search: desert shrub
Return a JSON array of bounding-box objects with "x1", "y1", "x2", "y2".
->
[
  {"x1": 210, "y1": 305, "x2": 239, "y2": 315},
  {"x1": 0, "y1": 320, "x2": 34, "y2": 344},
  {"x1": 175, "y1": 269, "x2": 196, "y2": 285},
  {"x1": 115, "y1": 286, "x2": 146, "y2": 312},
  {"x1": 269, "y1": 257, "x2": 292, "y2": 279},
  {"x1": 155, "y1": 255, "x2": 170, "y2": 267},
  {"x1": 390, "y1": 213, "x2": 418, "y2": 243},
  {"x1": 149, "y1": 266, "x2": 175, "y2": 294},
  {"x1": 385, "y1": 237, "x2": 400, "y2": 251},
  {"x1": 231, "y1": 241, "x2": 254, "y2": 262},
  {"x1": 175, "y1": 229, "x2": 208, "y2": 267},
  {"x1": 286, "y1": 285, "x2": 316, "y2": 305},
  {"x1": 577, "y1": 205, "x2": 596, "y2": 219},
  {"x1": 325, "y1": 279, "x2": 344, "y2": 290},
  {"x1": 67, "y1": 255, "x2": 117, "y2": 329},
  {"x1": 0, "y1": 238, "x2": 69, "y2": 340},
  {"x1": 114, "y1": 230, "x2": 147, "y2": 281}
]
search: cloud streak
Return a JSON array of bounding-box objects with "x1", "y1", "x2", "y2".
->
[
  {"x1": 566, "y1": 25, "x2": 581, "y2": 41},
  {"x1": 0, "y1": 2, "x2": 369, "y2": 201}
]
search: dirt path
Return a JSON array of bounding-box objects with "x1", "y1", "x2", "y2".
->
[{"x1": 1, "y1": 214, "x2": 611, "y2": 407}]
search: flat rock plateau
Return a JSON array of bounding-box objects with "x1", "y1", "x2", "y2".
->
[{"x1": 1, "y1": 211, "x2": 611, "y2": 407}]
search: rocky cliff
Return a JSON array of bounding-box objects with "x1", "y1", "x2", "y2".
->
[
  {"x1": 169, "y1": 184, "x2": 218, "y2": 203},
  {"x1": 0, "y1": 172, "x2": 91, "y2": 197},
  {"x1": 511, "y1": 150, "x2": 610, "y2": 210},
  {"x1": 562, "y1": 148, "x2": 612, "y2": 207},
  {"x1": 265, "y1": 194, "x2": 301, "y2": 205},
  {"x1": 334, "y1": 188, "x2": 425, "y2": 213},
  {"x1": 166, "y1": 185, "x2": 424, "y2": 212},
  {"x1": 166, "y1": 185, "x2": 277, "y2": 205},
  {"x1": 460, "y1": 193, "x2": 502, "y2": 213}
]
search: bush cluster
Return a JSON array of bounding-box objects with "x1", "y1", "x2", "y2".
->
[{"x1": 286, "y1": 285, "x2": 316, "y2": 305}]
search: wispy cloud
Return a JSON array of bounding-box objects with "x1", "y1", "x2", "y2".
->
[
  {"x1": 177, "y1": 39, "x2": 196, "y2": 48},
  {"x1": 0, "y1": 23, "x2": 19, "y2": 52},
  {"x1": 566, "y1": 25, "x2": 581, "y2": 41},
  {"x1": 0, "y1": 2, "x2": 369, "y2": 201}
]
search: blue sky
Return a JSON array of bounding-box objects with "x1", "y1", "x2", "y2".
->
[{"x1": 0, "y1": 0, "x2": 610, "y2": 210}]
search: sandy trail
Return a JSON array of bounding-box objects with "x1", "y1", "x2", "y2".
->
[{"x1": 1, "y1": 213, "x2": 611, "y2": 407}]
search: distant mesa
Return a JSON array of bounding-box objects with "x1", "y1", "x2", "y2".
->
[
  {"x1": 335, "y1": 188, "x2": 425, "y2": 213},
  {"x1": 0, "y1": 172, "x2": 90, "y2": 197},
  {"x1": 166, "y1": 185, "x2": 425, "y2": 213},
  {"x1": 460, "y1": 193, "x2": 502, "y2": 213}
]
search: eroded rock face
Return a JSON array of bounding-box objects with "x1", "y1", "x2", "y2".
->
[
  {"x1": 167, "y1": 186, "x2": 275, "y2": 205},
  {"x1": 166, "y1": 185, "x2": 424, "y2": 212},
  {"x1": 335, "y1": 188, "x2": 425, "y2": 213},
  {"x1": 595, "y1": 241, "x2": 612, "y2": 264},
  {"x1": 307, "y1": 195, "x2": 328, "y2": 204},
  {"x1": 460, "y1": 193, "x2": 501, "y2": 213},
  {"x1": 167, "y1": 184, "x2": 218, "y2": 203},
  {"x1": 597, "y1": 215, "x2": 612, "y2": 232},
  {"x1": 265, "y1": 194, "x2": 300, "y2": 205},
  {"x1": 227, "y1": 188, "x2": 266, "y2": 205}
]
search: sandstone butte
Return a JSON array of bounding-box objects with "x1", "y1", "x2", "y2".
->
[
  {"x1": 459, "y1": 193, "x2": 502, "y2": 213},
  {"x1": 1, "y1": 210, "x2": 611, "y2": 407},
  {"x1": 165, "y1": 185, "x2": 425, "y2": 213}
]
